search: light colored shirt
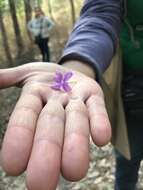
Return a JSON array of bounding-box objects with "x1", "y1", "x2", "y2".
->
[{"x1": 27, "y1": 15, "x2": 54, "y2": 39}]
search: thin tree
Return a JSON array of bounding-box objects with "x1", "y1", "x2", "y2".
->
[
  {"x1": 23, "y1": 0, "x2": 32, "y2": 40},
  {"x1": 47, "y1": 0, "x2": 55, "y2": 21},
  {"x1": 34, "y1": 0, "x2": 42, "y2": 7},
  {"x1": 8, "y1": 0, "x2": 24, "y2": 54},
  {"x1": 0, "y1": 8, "x2": 13, "y2": 66},
  {"x1": 69, "y1": 0, "x2": 76, "y2": 26},
  {"x1": 24, "y1": 0, "x2": 32, "y2": 23}
]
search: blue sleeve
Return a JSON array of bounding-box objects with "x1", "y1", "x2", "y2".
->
[{"x1": 59, "y1": 0, "x2": 122, "y2": 73}]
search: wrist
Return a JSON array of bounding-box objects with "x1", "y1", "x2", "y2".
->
[{"x1": 62, "y1": 60, "x2": 96, "y2": 79}]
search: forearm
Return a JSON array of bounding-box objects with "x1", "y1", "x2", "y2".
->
[{"x1": 59, "y1": 0, "x2": 122, "y2": 73}]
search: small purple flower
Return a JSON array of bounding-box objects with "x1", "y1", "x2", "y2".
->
[{"x1": 51, "y1": 71, "x2": 73, "y2": 92}]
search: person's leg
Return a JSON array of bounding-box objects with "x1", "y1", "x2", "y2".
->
[
  {"x1": 115, "y1": 125, "x2": 143, "y2": 190},
  {"x1": 115, "y1": 73, "x2": 143, "y2": 190},
  {"x1": 115, "y1": 150, "x2": 142, "y2": 190},
  {"x1": 36, "y1": 39, "x2": 45, "y2": 61},
  {"x1": 114, "y1": 115, "x2": 143, "y2": 190},
  {"x1": 42, "y1": 38, "x2": 50, "y2": 62}
]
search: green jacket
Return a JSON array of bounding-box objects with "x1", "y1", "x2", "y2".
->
[
  {"x1": 102, "y1": 0, "x2": 143, "y2": 160},
  {"x1": 121, "y1": 0, "x2": 143, "y2": 70}
]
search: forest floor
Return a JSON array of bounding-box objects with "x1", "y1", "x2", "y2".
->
[{"x1": 0, "y1": 45, "x2": 143, "y2": 190}]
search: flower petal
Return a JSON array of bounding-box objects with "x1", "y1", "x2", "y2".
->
[
  {"x1": 54, "y1": 72, "x2": 63, "y2": 83},
  {"x1": 62, "y1": 82, "x2": 72, "y2": 92},
  {"x1": 51, "y1": 83, "x2": 61, "y2": 90},
  {"x1": 63, "y1": 72, "x2": 73, "y2": 81}
]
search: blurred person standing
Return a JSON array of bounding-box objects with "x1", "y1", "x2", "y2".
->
[{"x1": 27, "y1": 7, "x2": 54, "y2": 62}]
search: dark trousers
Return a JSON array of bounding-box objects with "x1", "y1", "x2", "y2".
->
[
  {"x1": 36, "y1": 38, "x2": 50, "y2": 62},
  {"x1": 115, "y1": 115, "x2": 143, "y2": 190},
  {"x1": 115, "y1": 150, "x2": 143, "y2": 190},
  {"x1": 115, "y1": 72, "x2": 143, "y2": 190}
]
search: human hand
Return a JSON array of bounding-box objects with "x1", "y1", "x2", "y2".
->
[{"x1": 0, "y1": 62, "x2": 111, "y2": 190}]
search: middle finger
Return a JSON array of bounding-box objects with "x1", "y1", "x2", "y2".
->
[
  {"x1": 62, "y1": 98, "x2": 90, "y2": 181},
  {"x1": 26, "y1": 99, "x2": 65, "y2": 190}
]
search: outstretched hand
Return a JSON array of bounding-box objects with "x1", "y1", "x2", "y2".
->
[{"x1": 0, "y1": 63, "x2": 111, "y2": 190}]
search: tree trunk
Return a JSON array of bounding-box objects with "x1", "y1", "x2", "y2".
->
[
  {"x1": 23, "y1": 0, "x2": 32, "y2": 41},
  {"x1": 34, "y1": 0, "x2": 42, "y2": 7},
  {"x1": 24, "y1": 0, "x2": 32, "y2": 23},
  {"x1": 0, "y1": 9, "x2": 13, "y2": 66},
  {"x1": 47, "y1": 0, "x2": 55, "y2": 21},
  {"x1": 69, "y1": 0, "x2": 76, "y2": 26},
  {"x1": 8, "y1": 0, "x2": 24, "y2": 54}
]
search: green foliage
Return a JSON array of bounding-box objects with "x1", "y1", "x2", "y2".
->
[
  {"x1": 0, "y1": 0, "x2": 6, "y2": 11},
  {"x1": 15, "y1": 0, "x2": 24, "y2": 15},
  {"x1": 30, "y1": 0, "x2": 43, "y2": 8},
  {"x1": 35, "y1": 0, "x2": 43, "y2": 6}
]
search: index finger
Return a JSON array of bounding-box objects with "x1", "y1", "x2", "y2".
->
[{"x1": 1, "y1": 88, "x2": 43, "y2": 175}]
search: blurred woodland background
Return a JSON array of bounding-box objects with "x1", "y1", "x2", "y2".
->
[
  {"x1": 0, "y1": 0, "x2": 82, "y2": 67},
  {"x1": 0, "y1": 0, "x2": 143, "y2": 190}
]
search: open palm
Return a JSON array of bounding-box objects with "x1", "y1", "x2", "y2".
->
[{"x1": 0, "y1": 62, "x2": 111, "y2": 190}]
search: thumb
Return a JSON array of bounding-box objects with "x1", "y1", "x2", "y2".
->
[
  {"x1": 0, "y1": 63, "x2": 41, "y2": 89},
  {"x1": 0, "y1": 66, "x2": 27, "y2": 89},
  {"x1": 0, "y1": 62, "x2": 69, "y2": 89}
]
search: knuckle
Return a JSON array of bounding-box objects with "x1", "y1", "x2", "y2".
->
[
  {"x1": 39, "y1": 101, "x2": 65, "y2": 121},
  {"x1": 66, "y1": 99, "x2": 87, "y2": 115},
  {"x1": 23, "y1": 82, "x2": 49, "y2": 94}
]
